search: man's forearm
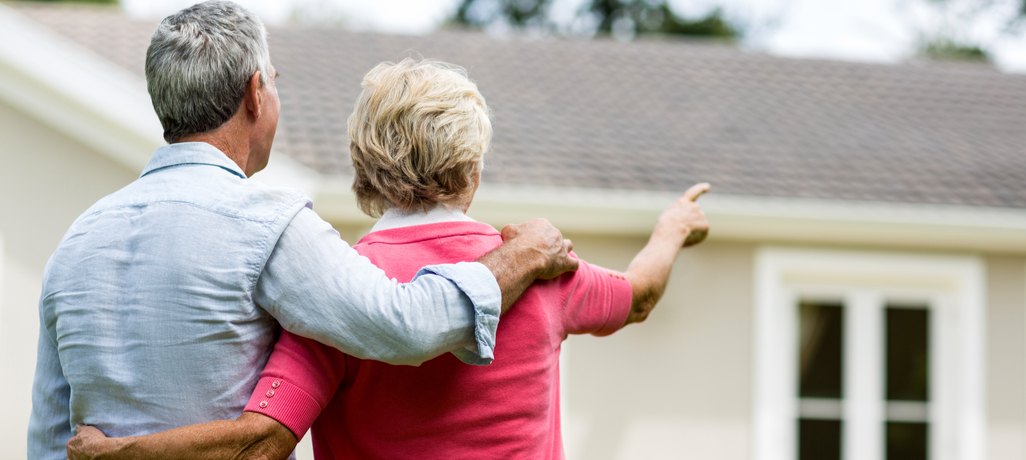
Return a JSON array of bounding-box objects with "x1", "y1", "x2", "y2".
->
[
  {"x1": 477, "y1": 242, "x2": 543, "y2": 314},
  {"x1": 67, "y1": 413, "x2": 296, "y2": 460}
]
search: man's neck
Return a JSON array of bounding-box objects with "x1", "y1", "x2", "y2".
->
[{"x1": 176, "y1": 120, "x2": 252, "y2": 177}]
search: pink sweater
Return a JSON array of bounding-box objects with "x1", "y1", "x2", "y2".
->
[{"x1": 245, "y1": 221, "x2": 632, "y2": 459}]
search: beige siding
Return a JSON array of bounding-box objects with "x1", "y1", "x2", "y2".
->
[
  {"x1": 561, "y1": 236, "x2": 755, "y2": 460},
  {"x1": 986, "y1": 256, "x2": 1026, "y2": 459},
  {"x1": 0, "y1": 99, "x2": 137, "y2": 459}
]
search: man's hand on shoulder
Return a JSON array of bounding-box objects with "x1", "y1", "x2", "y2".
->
[
  {"x1": 478, "y1": 218, "x2": 577, "y2": 313},
  {"x1": 499, "y1": 218, "x2": 578, "y2": 279}
]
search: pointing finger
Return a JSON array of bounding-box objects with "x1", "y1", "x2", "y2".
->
[{"x1": 683, "y1": 183, "x2": 711, "y2": 202}]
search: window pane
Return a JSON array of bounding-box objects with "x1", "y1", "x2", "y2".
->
[
  {"x1": 886, "y1": 307, "x2": 929, "y2": 401},
  {"x1": 799, "y1": 419, "x2": 842, "y2": 460},
  {"x1": 887, "y1": 422, "x2": 928, "y2": 460},
  {"x1": 799, "y1": 301, "x2": 843, "y2": 398}
]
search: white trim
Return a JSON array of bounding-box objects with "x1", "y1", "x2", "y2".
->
[
  {"x1": 0, "y1": 3, "x2": 162, "y2": 172},
  {"x1": 0, "y1": 233, "x2": 4, "y2": 337},
  {"x1": 752, "y1": 247, "x2": 987, "y2": 460},
  {"x1": 844, "y1": 291, "x2": 884, "y2": 460}
]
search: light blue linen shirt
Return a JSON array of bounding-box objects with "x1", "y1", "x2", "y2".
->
[{"x1": 27, "y1": 142, "x2": 501, "y2": 459}]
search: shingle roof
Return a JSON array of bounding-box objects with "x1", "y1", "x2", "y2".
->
[{"x1": 10, "y1": 2, "x2": 1026, "y2": 208}]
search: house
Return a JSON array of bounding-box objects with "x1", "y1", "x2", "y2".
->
[{"x1": 2, "y1": 2, "x2": 1026, "y2": 459}]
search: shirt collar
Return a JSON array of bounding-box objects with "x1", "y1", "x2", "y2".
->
[
  {"x1": 140, "y1": 142, "x2": 248, "y2": 179},
  {"x1": 370, "y1": 205, "x2": 476, "y2": 233}
]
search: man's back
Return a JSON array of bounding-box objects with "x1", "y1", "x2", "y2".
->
[{"x1": 29, "y1": 143, "x2": 308, "y2": 450}]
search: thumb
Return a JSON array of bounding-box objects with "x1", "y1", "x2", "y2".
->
[{"x1": 500, "y1": 224, "x2": 517, "y2": 242}]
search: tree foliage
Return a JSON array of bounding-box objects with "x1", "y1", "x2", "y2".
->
[
  {"x1": 912, "y1": 0, "x2": 1026, "y2": 62},
  {"x1": 453, "y1": 0, "x2": 740, "y2": 39}
]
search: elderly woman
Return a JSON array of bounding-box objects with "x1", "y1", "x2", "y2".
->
[{"x1": 68, "y1": 59, "x2": 709, "y2": 460}]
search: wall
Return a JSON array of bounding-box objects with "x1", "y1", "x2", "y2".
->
[
  {"x1": 986, "y1": 256, "x2": 1026, "y2": 459},
  {"x1": 0, "y1": 99, "x2": 137, "y2": 459},
  {"x1": 562, "y1": 236, "x2": 755, "y2": 460}
]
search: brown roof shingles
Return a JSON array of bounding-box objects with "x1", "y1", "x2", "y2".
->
[{"x1": 10, "y1": 2, "x2": 1026, "y2": 208}]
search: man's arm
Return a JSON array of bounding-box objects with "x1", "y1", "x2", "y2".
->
[
  {"x1": 623, "y1": 183, "x2": 710, "y2": 325},
  {"x1": 67, "y1": 413, "x2": 294, "y2": 460},
  {"x1": 257, "y1": 209, "x2": 576, "y2": 367}
]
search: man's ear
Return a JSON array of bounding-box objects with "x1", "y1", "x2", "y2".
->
[{"x1": 244, "y1": 70, "x2": 263, "y2": 119}]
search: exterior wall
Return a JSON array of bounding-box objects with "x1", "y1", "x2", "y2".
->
[
  {"x1": 561, "y1": 236, "x2": 755, "y2": 460},
  {"x1": 0, "y1": 99, "x2": 138, "y2": 459},
  {"x1": 985, "y1": 256, "x2": 1026, "y2": 459}
]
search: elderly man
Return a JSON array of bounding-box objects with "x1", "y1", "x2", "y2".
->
[{"x1": 27, "y1": 2, "x2": 576, "y2": 459}]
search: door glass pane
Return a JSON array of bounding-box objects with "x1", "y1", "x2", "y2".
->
[
  {"x1": 799, "y1": 301, "x2": 843, "y2": 398},
  {"x1": 887, "y1": 422, "x2": 928, "y2": 460},
  {"x1": 799, "y1": 419, "x2": 842, "y2": 460},
  {"x1": 886, "y1": 307, "x2": 929, "y2": 401}
]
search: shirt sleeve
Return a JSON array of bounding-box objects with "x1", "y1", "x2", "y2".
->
[
  {"x1": 243, "y1": 331, "x2": 346, "y2": 439},
  {"x1": 561, "y1": 258, "x2": 633, "y2": 337},
  {"x1": 27, "y1": 308, "x2": 74, "y2": 460},
  {"x1": 255, "y1": 207, "x2": 501, "y2": 366}
]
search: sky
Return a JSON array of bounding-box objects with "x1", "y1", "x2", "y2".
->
[{"x1": 119, "y1": 0, "x2": 1026, "y2": 73}]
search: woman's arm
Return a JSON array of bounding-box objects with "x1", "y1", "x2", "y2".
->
[
  {"x1": 67, "y1": 412, "x2": 296, "y2": 460},
  {"x1": 623, "y1": 183, "x2": 710, "y2": 325}
]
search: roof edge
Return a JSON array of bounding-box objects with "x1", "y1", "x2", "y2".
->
[
  {"x1": 314, "y1": 176, "x2": 1026, "y2": 253},
  {"x1": 0, "y1": 3, "x2": 163, "y2": 173}
]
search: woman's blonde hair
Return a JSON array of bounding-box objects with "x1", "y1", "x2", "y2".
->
[{"x1": 348, "y1": 58, "x2": 492, "y2": 218}]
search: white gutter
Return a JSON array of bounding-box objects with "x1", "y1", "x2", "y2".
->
[
  {"x1": 0, "y1": 3, "x2": 162, "y2": 172},
  {"x1": 315, "y1": 176, "x2": 1026, "y2": 253}
]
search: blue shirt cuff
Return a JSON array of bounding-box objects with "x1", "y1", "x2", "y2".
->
[{"x1": 415, "y1": 261, "x2": 500, "y2": 365}]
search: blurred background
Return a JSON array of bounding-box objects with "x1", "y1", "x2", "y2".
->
[{"x1": 1, "y1": 0, "x2": 1025, "y2": 459}]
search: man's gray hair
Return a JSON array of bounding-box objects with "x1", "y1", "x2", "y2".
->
[{"x1": 146, "y1": 0, "x2": 271, "y2": 143}]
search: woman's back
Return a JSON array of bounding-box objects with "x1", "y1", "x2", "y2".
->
[{"x1": 313, "y1": 219, "x2": 630, "y2": 460}]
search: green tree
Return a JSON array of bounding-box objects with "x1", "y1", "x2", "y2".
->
[
  {"x1": 453, "y1": 0, "x2": 740, "y2": 39},
  {"x1": 454, "y1": 0, "x2": 553, "y2": 29},
  {"x1": 914, "y1": 0, "x2": 1026, "y2": 62},
  {"x1": 585, "y1": 1, "x2": 737, "y2": 38}
]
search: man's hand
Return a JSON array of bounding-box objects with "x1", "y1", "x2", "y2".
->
[
  {"x1": 68, "y1": 425, "x2": 117, "y2": 460},
  {"x1": 655, "y1": 183, "x2": 710, "y2": 248},
  {"x1": 478, "y1": 218, "x2": 577, "y2": 313},
  {"x1": 499, "y1": 218, "x2": 578, "y2": 279}
]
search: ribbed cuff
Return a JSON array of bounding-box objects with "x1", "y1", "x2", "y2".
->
[
  {"x1": 416, "y1": 261, "x2": 501, "y2": 365},
  {"x1": 243, "y1": 376, "x2": 322, "y2": 440},
  {"x1": 593, "y1": 270, "x2": 633, "y2": 337}
]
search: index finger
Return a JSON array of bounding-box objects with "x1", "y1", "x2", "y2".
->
[{"x1": 683, "y1": 182, "x2": 711, "y2": 202}]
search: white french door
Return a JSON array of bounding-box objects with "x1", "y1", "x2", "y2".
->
[{"x1": 753, "y1": 248, "x2": 986, "y2": 460}]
